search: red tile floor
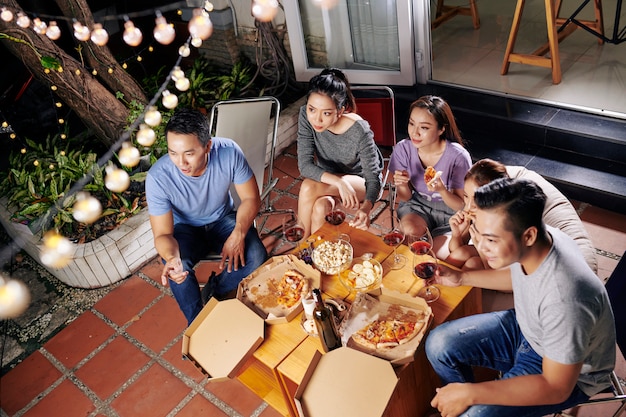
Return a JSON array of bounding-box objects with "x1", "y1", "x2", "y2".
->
[{"x1": 2, "y1": 143, "x2": 625, "y2": 417}]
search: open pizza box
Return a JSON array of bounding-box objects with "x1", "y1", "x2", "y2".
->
[
  {"x1": 294, "y1": 347, "x2": 399, "y2": 417},
  {"x1": 181, "y1": 298, "x2": 264, "y2": 381},
  {"x1": 236, "y1": 254, "x2": 321, "y2": 324},
  {"x1": 339, "y1": 288, "x2": 434, "y2": 366}
]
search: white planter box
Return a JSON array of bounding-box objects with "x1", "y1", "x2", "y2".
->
[{"x1": 0, "y1": 198, "x2": 156, "y2": 288}]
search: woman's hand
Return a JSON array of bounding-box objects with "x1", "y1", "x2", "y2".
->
[
  {"x1": 335, "y1": 177, "x2": 360, "y2": 209},
  {"x1": 393, "y1": 170, "x2": 411, "y2": 187},
  {"x1": 349, "y1": 200, "x2": 373, "y2": 230},
  {"x1": 449, "y1": 210, "x2": 472, "y2": 239}
]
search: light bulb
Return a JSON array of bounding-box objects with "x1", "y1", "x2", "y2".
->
[
  {"x1": 171, "y1": 66, "x2": 185, "y2": 80},
  {"x1": 16, "y1": 13, "x2": 30, "y2": 28},
  {"x1": 252, "y1": 0, "x2": 279, "y2": 22},
  {"x1": 136, "y1": 124, "x2": 156, "y2": 147},
  {"x1": 72, "y1": 192, "x2": 102, "y2": 224},
  {"x1": 90, "y1": 23, "x2": 109, "y2": 46},
  {"x1": 312, "y1": 0, "x2": 339, "y2": 9},
  {"x1": 178, "y1": 44, "x2": 190, "y2": 57},
  {"x1": 40, "y1": 231, "x2": 74, "y2": 269},
  {"x1": 105, "y1": 166, "x2": 130, "y2": 192},
  {"x1": 123, "y1": 20, "x2": 142, "y2": 47},
  {"x1": 153, "y1": 16, "x2": 175, "y2": 45},
  {"x1": 0, "y1": 277, "x2": 31, "y2": 319},
  {"x1": 73, "y1": 21, "x2": 90, "y2": 41},
  {"x1": 46, "y1": 21, "x2": 61, "y2": 40},
  {"x1": 33, "y1": 18, "x2": 47, "y2": 35},
  {"x1": 191, "y1": 37, "x2": 203, "y2": 48},
  {"x1": 118, "y1": 142, "x2": 141, "y2": 167},
  {"x1": 188, "y1": 8, "x2": 213, "y2": 40},
  {"x1": 175, "y1": 77, "x2": 190, "y2": 91},
  {"x1": 144, "y1": 106, "x2": 162, "y2": 127},
  {"x1": 205, "y1": 1, "x2": 214, "y2": 12},
  {"x1": 162, "y1": 90, "x2": 179, "y2": 109},
  {"x1": 1, "y1": 8, "x2": 13, "y2": 22}
]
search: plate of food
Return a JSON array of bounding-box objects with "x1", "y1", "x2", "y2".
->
[{"x1": 338, "y1": 254, "x2": 383, "y2": 293}]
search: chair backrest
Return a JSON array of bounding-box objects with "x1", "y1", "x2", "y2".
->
[
  {"x1": 351, "y1": 86, "x2": 397, "y2": 148},
  {"x1": 605, "y1": 252, "x2": 626, "y2": 356},
  {"x1": 209, "y1": 97, "x2": 280, "y2": 207}
]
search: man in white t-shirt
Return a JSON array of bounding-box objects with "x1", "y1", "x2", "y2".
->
[
  {"x1": 146, "y1": 108, "x2": 267, "y2": 325},
  {"x1": 425, "y1": 177, "x2": 615, "y2": 417}
]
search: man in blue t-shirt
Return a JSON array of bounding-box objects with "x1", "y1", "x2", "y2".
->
[{"x1": 146, "y1": 108, "x2": 267, "y2": 325}]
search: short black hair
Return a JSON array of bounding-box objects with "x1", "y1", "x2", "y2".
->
[
  {"x1": 474, "y1": 178, "x2": 547, "y2": 239},
  {"x1": 165, "y1": 108, "x2": 211, "y2": 146}
]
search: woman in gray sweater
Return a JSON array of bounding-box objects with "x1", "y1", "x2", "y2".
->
[{"x1": 297, "y1": 68, "x2": 384, "y2": 237}]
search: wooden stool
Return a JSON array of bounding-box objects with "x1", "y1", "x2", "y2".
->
[
  {"x1": 501, "y1": 0, "x2": 604, "y2": 84},
  {"x1": 432, "y1": 0, "x2": 480, "y2": 29}
]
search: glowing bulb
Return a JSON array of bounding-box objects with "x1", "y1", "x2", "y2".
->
[
  {"x1": 144, "y1": 107, "x2": 162, "y2": 127},
  {"x1": 205, "y1": 1, "x2": 214, "y2": 12},
  {"x1": 178, "y1": 44, "x2": 190, "y2": 57},
  {"x1": 74, "y1": 69, "x2": 80, "y2": 75},
  {"x1": 148, "y1": 46, "x2": 154, "y2": 52},
  {"x1": 16, "y1": 13, "x2": 30, "y2": 28},
  {"x1": 311, "y1": 0, "x2": 340, "y2": 9},
  {"x1": 136, "y1": 124, "x2": 156, "y2": 147},
  {"x1": 153, "y1": 16, "x2": 175, "y2": 45},
  {"x1": 0, "y1": 277, "x2": 31, "y2": 319},
  {"x1": 118, "y1": 142, "x2": 141, "y2": 167},
  {"x1": 175, "y1": 77, "x2": 190, "y2": 92},
  {"x1": 136, "y1": 56, "x2": 142, "y2": 62},
  {"x1": 60, "y1": 134, "x2": 67, "y2": 139},
  {"x1": 51, "y1": 85, "x2": 57, "y2": 90},
  {"x1": 122, "y1": 63, "x2": 128, "y2": 69},
  {"x1": 10, "y1": 133, "x2": 16, "y2": 139},
  {"x1": 171, "y1": 66, "x2": 185, "y2": 80},
  {"x1": 33, "y1": 18, "x2": 47, "y2": 35},
  {"x1": 191, "y1": 37, "x2": 203, "y2": 48},
  {"x1": 57, "y1": 66, "x2": 63, "y2": 73},
  {"x1": 33, "y1": 160, "x2": 39, "y2": 166},
  {"x1": 72, "y1": 192, "x2": 102, "y2": 224},
  {"x1": 44, "y1": 68, "x2": 51, "y2": 74},
  {"x1": 40, "y1": 231, "x2": 74, "y2": 269},
  {"x1": 123, "y1": 20, "x2": 142, "y2": 47},
  {"x1": 188, "y1": 8, "x2": 213, "y2": 40},
  {"x1": 92, "y1": 69, "x2": 98, "y2": 75},
  {"x1": 58, "y1": 118, "x2": 65, "y2": 124},
  {"x1": 1, "y1": 121, "x2": 7, "y2": 128},
  {"x1": 46, "y1": 21, "x2": 61, "y2": 40},
  {"x1": 107, "y1": 67, "x2": 113, "y2": 74},
  {"x1": 252, "y1": 0, "x2": 279, "y2": 22},
  {"x1": 1, "y1": 8, "x2": 13, "y2": 22},
  {"x1": 73, "y1": 21, "x2": 90, "y2": 41},
  {"x1": 105, "y1": 166, "x2": 130, "y2": 192},
  {"x1": 20, "y1": 148, "x2": 26, "y2": 154},
  {"x1": 90, "y1": 23, "x2": 109, "y2": 46},
  {"x1": 55, "y1": 102, "x2": 62, "y2": 108},
  {"x1": 162, "y1": 90, "x2": 178, "y2": 109}
]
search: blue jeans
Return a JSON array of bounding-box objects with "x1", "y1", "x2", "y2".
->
[
  {"x1": 167, "y1": 211, "x2": 267, "y2": 325},
  {"x1": 425, "y1": 309, "x2": 590, "y2": 417}
]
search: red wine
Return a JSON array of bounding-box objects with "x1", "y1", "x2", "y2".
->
[
  {"x1": 285, "y1": 226, "x2": 304, "y2": 242},
  {"x1": 410, "y1": 240, "x2": 431, "y2": 255},
  {"x1": 383, "y1": 231, "x2": 404, "y2": 247},
  {"x1": 312, "y1": 289, "x2": 342, "y2": 352},
  {"x1": 414, "y1": 262, "x2": 437, "y2": 279},
  {"x1": 325, "y1": 210, "x2": 346, "y2": 225}
]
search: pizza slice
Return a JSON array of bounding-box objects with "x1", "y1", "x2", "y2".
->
[
  {"x1": 392, "y1": 320, "x2": 424, "y2": 345},
  {"x1": 424, "y1": 166, "x2": 443, "y2": 186},
  {"x1": 350, "y1": 320, "x2": 384, "y2": 351},
  {"x1": 276, "y1": 269, "x2": 308, "y2": 308},
  {"x1": 376, "y1": 321, "x2": 400, "y2": 349}
]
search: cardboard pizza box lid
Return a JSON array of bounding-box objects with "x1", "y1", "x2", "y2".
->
[
  {"x1": 182, "y1": 298, "x2": 264, "y2": 380},
  {"x1": 237, "y1": 255, "x2": 321, "y2": 324},
  {"x1": 294, "y1": 347, "x2": 398, "y2": 417}
]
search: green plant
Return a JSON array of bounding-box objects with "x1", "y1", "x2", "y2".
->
[
  {"x1": 209, "y1": 59, "x2": 255, "y2": 100},
  {"x1": 177, "y1": 55, "x2": 221, "y2": 110}
]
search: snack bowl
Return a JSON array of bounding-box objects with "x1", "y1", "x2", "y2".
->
[
  {"x1": 311, "y1": 238, "x2": 353, "y2": 275},
  {"x1": 339, "y1": 253, "x2": 383, "y2": 292}
]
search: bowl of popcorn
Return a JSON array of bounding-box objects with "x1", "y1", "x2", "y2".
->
[
  {"x1": 311, "y1": 238, "x2": 353, "y2": 275},
  {"x1": 339, "y1": 253, "x2": 383, "y2": 292}
]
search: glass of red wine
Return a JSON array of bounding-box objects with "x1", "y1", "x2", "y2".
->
[
  {"x1": 412, "y1": 248, "x2": 441, "y2": 303},
  {"x1": 407, "y1": 226, "x2": 433, "y2": 256},
  {"x1": 325, "y1": 199, "x2": 346, "y2": 226},
  {"x1": 283, "y1": 213, "x2": 305, "y2": 247},
  {"x1": 382, "y1": 225, "x2": 406, "y2": 270}
]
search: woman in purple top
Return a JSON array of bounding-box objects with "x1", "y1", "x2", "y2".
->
[{"x1": 389, "y1": 96, "x2": 471, "y2": 251}]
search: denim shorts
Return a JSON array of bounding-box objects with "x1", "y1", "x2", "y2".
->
[{"x1": 396, "y1": 193, "x2": 455, "y2": 236}]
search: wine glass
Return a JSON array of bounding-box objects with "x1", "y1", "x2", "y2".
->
[
  {"x1": 407, "y1": 226, "x2": 433, "y2": 256},
  {"x1": 412, "y1": 248, "x2": 441, "y2": 303},
  {"x1": 325, "y1": 199, "x2": 346, "y2": 226},
  {"x1": 283, "y1": 213, "x2": 305, "y2": 248},
  {"x1": 382, "y1": 223, "x2": 406, "y2": 270}
]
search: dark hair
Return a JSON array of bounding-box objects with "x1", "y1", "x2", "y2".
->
[
  {"x1": 474, "y1": 178, "x2": 547, "y2": 240},
  {"x1": 307, "y1": 68, "x2": 356, "y2": 113},
  {"x1": 164, "y1": 108, "x2": 211, "y2": 146},
  {"x1": 409, "y1": 95, "x2": 463, "y2": 146},
  {"x1": 465, "y1": 158, "x2": 509, "y2": 186}
]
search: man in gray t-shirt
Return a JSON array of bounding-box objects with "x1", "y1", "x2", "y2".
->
[{"x1": 425, "y1": 178, "x2": 615, "y2": 417}]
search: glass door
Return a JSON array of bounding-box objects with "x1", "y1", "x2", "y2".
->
[{"x1": 283, "y1": 0, "x2": 417, "y2": 85}]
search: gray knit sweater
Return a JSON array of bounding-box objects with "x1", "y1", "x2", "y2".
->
[{"x1": 297, "y1": 105, "x2": 383, "y2": 204}]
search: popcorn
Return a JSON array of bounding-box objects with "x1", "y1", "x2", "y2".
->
[{"x1": 312, "y1": 240, "x2": 353, "y2": 275}]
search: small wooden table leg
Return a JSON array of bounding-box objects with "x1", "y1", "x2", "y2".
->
[{"x1": 501, "y1": 0, "x2": 526, "y2": 76}]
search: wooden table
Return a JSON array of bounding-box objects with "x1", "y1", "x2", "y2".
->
[{"x1": 236, "y1": 222, "x2": 482, "y2": 417}]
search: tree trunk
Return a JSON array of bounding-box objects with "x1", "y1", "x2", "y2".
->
[
  {"x1": 0, "y1": 0, "x2": 147, "y2": 147},
  {"x1": 53, "y1": 0, "x2": 147, "y2": 104}
]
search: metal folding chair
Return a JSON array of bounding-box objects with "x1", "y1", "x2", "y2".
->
[{"x1": 351, "y1": 86, "x2": 398, "y2": 228}]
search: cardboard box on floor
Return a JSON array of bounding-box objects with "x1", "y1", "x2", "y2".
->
[
  {"x1": 182, "y1": 298, "x2": 264, "y2": 380},
  {"x1": 294, "y1": 289, "x2": 434, "y2": 417},
  {"x1": 237, "y1": 255, "x2": 321, "y2": 324}
]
